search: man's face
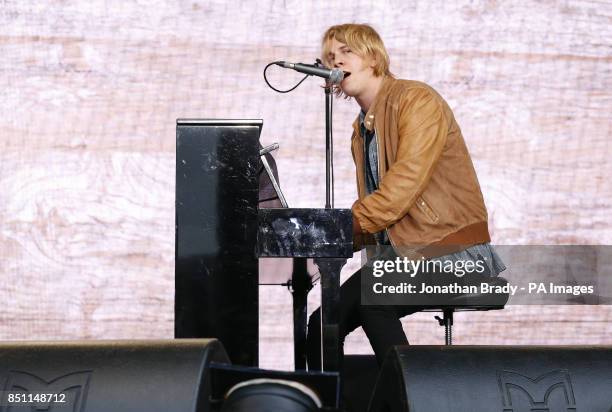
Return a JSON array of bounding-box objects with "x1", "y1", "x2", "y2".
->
[{"x1": 326, "y1": 38, "x2": 377, "y2": 98}]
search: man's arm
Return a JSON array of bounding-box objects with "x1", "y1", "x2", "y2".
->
[{"x1": 352, "y1": 87, "x2": 448, "y2": 234}]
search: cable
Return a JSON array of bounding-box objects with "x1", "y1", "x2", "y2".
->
[
  {"x1": 310, "y1": 270, "x2": 321, "y2": 286},
  {"x1": 263, "y1": 61, "x2": 310, "y2": 93}
]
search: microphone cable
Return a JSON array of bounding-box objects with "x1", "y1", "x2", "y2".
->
[{"x1": 263, "y1": 61, "x2": 310, "y2": 93}]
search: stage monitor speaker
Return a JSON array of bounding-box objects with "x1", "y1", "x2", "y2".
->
[
  {"x1": 209, "y1": 363, "x2": 339, "y2": 410},
  {"x1": 220, "y1": 379, "x2": 322, "y2": 412},
  {"x1": 0, "y1": 339, "x2": 230, "y2": 412},
  {"x1": 368, "y1": 345, "x2": 612, "y2": 412}
]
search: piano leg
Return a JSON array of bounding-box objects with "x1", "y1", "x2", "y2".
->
[
  {"x1": 291, "y1": 257, "x2": 311, "y2": 370},
  {"x1": 314, "y1": 257, "x2": 347, "y2": 372}
]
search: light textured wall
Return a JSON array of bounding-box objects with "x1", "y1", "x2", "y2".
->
[{"x1": 1, "y1": 1, "x2": 611, "y2": 370}]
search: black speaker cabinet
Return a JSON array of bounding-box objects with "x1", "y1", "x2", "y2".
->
[
  {"x1": 368, "y1": 346, "x2": 612, "y2": 412},
  {"x1": 0, "y1": 339, "x2": 229, "y2": 412}
]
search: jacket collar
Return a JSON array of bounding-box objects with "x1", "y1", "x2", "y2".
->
[{"x1": 352, "y1": 76, "x2": 395, "y2": 134}]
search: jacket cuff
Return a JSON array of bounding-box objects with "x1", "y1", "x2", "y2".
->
[
  {"x1": 351, "y1": 200, "x2": 385, "y2": 234},
  {"x1": 352, "y1": 200, "x2": 376, "y2": 234}
]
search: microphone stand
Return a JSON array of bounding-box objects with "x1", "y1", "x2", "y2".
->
[
  {"x1": 317, "y1": 59, "x2": 334, "y2": 210},
  {"x1": 325, "y1": 85, "x2": 333, "y2": 209},
  {"x1": 318, "y1": 63, "x2": 346, "y2": 372}
]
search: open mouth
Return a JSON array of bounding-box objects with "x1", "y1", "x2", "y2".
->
[{"x1": 343, "y1": 71, "x2": 351, "y2": 79}]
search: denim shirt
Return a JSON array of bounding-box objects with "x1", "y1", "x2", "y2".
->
[{"x1": 359, "y1": 110, "x2": 388, "y2": 245}]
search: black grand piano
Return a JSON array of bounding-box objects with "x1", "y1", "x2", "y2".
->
[{"x1": 174, "y1": 119, "x2": 352, "y2": 372}]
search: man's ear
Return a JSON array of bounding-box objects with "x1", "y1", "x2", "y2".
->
[{"x1": 368, "y1": 54, "x2": 378, "y2": 69}]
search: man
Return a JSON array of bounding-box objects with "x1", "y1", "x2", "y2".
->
[{"x1": 306, "y1": 24, "x2": 505, "y2": 370}]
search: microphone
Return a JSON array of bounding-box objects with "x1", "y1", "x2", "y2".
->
[{"x1": 275, "y1": 61, "x2": 345, "y2": 84}]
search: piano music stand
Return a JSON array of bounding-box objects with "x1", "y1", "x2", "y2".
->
[{"x1": 259, "y1": 143, "x2": 288, "y2": 208}]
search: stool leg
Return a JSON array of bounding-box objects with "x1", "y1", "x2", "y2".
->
[
  {"x1": 444, "y1": 309, "x2": 454, "y2": 345},
  {"x1": 436, "y1": 309, "x2": 455, "y2": 345}
]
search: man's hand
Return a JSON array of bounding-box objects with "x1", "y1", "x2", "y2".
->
[
  {"x1": 352, "y1": 210, "x2": 364, "y2": 252},
  {"x1": 352, "y1": 213, "x2": 363, "y2": 236}
]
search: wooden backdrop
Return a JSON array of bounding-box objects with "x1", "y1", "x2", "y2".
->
[{"x1": 1, "y1": 0, "x2": 611, "y2": 370}]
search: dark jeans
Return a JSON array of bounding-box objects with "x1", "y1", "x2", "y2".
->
[{"x1": 306, "y1": 265, "x2": 421, "y2": 370}]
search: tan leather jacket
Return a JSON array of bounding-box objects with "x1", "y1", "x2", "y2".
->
[{"x1": 351, "y1": 77, "x2": 490, "y2": 254}]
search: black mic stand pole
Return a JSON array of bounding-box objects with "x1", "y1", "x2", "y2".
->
[
  {"x1": 317, "y1": 71, "x2": 346, "y2": 372},
  {"x1": 324, "y1": 83, "x2": 333, "y2": 209}
]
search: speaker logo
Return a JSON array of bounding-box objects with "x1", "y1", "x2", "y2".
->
[
  {"x1": 497, "y1": 369, "x2": 576, "y2": 411},
  {"x1": 1, "y1": 370, "x2": 92, "y2": 411}
]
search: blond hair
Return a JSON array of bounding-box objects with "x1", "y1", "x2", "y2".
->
[{"x1": 321, "y1": 24, "x2": 392, "y2": 78}]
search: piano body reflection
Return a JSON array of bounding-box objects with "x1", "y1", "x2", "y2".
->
[{"x1": 175, "y1": 119, "x2": 352, "y2": 371}]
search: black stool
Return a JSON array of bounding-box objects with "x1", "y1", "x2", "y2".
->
[
  {"x1": 424, "y1": 276, "x2": 510, "y2": 345},
  {"x1": 429, "y1": 305, "x2": 505, "y2": 345}
]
